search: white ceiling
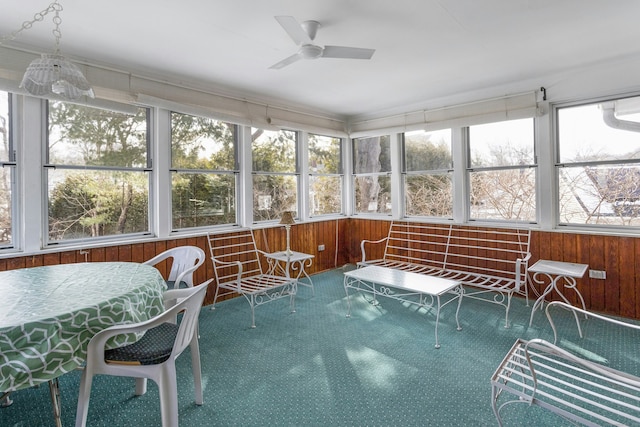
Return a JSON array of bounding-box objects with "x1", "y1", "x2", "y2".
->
[{"x1": 2, "y1": 0, "x2": 640, "y2": 121}]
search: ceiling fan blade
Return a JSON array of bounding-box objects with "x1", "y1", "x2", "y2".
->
[
  {"x1": 269, "y1": 53, "x2": 303, "y2": 70},
  {"x1": 322, "y1": 46, "x2": 376, "y2": 60},
  {"x1": 275, "y1": 16, "x2": 311, "y2": 46}
]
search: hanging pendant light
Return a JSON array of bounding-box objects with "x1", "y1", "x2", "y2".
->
[{"x1": 2, "y1": 1, "x2": 94, "y2": 100}]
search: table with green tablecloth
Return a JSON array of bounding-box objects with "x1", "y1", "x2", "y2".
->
[{"x1": 0, "y1": 262, "x2": 167, "y2": 393}]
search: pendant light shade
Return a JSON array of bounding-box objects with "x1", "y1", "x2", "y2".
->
[
  {"x1": 20, "y1": 53, "x2": 94, "y2": 99},
  {"x1": 1, "y1": 1, "x2": 94, "y2": 100}
]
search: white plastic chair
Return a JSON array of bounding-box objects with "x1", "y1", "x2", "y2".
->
[
  {"x1": 75, "y1": 280, "x2": 211, "y2": 427},
  {"x1": 144, "y1": 246, "x2": 206, "y2": 289}
]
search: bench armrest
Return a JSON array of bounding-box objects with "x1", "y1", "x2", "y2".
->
[
  {"x1": 545, "y1": 301, "x2": 640, "y2": 344},
  {"x1": 514, "y1": 252, "x2": 532, "y2": 290},
  {"x1": 360, "y1": 237, "x2": 388, "y2": 263},
  {"x1": 211, "y1": 256, "x2": 243, "y2": 291}
]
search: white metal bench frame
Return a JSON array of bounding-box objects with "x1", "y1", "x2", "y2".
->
[
  {"x1": 208, "y1": 229, "x2": 297, "y2": 328},
  {"x1": 491, "y1": 301, "x2": 640, "y2": 426},
  {"x1": 359, "y1": 221, "x2": 531, "y2": 328}
]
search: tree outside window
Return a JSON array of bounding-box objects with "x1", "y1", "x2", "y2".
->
[
  {"x1": 47, "y1": 102, "x2": 150, "y2": 242},
  {"x1": 353, "y1": 135, "x2": 391, "y2": 214},
  {"x1": 309, "y1": 133, "x2": 342, "y2": 216},
  {"x1": 0, "y1": 91, "x2": 13, "y2": 247},
  {"x1": 557, "y1": 96, "x2": 640, "y2": 227},
  {"x1": 252, "y1": 128, "x2": 298, "y2": 221},
  {"x1": 403, "y1": 129, "x2": 453, "y2": 218},
  {"x1": 468, "y1": 118, "x2": 536, "y2": 222},
  {"x1": 171, "y1": 112, "x2": 237, "y2": 229}
]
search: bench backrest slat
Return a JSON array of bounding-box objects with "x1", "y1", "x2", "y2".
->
[{"x1": 382, "y1": 221, "x2": 530, "y2": 284}]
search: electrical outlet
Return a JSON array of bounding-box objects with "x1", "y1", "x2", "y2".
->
[
  {"x1": 318, "y1": 244, "x2": 325, "y2": 251},
  {"x1": 589, "y1": 270, "x2": 606, "y2": 280}
]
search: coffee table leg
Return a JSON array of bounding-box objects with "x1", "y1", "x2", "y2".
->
[
  {"x1": 344, "y1": 276, "x2": 352, "y2": 318},
  {"x1": 434, "y1": 295, "x2": 442, "y2": 349},
  {"x1": 455, "y1": 285, "x2": 463, "y2": 331}
]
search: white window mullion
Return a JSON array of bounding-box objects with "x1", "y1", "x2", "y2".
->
[
  {"x1": 22, "y1": 96, "x2": 44, "y2": 253},
  {"x1": 239, "y1": 125, "x2": 253, "y2": 227},
  {"x1": 153, "y1": 107, "x2": 171, "y2": 237}
]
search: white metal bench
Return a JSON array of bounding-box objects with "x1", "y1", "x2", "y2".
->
[
  {"x1": 491, "y1": 301, "x2": 640, "y2": 426},
  {"x1": 359, "y1": 221, "x2": 531, "y2": 328},
  {"x1": 207, "y1": 229, "x2": 297, "y2": 328}
]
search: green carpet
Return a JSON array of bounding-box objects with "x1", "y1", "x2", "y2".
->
[{"x1": 2, "y1": 266, "x2": 636, "y2": 426}]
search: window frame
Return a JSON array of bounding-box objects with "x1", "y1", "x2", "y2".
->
[
  {"x1": 0, "y1": 91, "x2": 17, "y2": 250},
  {"x1": 44, "y1": 101, "x2": 153, "y2": 245},
  {"x1": 401, "y1": 128, "x2": 454, "y2": 220},
  {"x1": 554, "y1": 94, "x2": 640, "y2": 231},
  {"x1": 169, "y1": 111, "x2": 239, "y2": 231},
  {"x1": 308, "y1": 132, "x2": 344, "y2": 218},
  {"x1": 352, "y1": 135, "x2": 393, "y2": 216},
  {"x1": 251, "y1": 128, "x2": 300, "y2": 223},
  {"x1": 466, "y1": 117, "x2": 538, "y2": 224}
]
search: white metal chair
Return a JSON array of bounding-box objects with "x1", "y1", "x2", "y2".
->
[
  {"x1": 144, "y1": 246, "x2": 206, "y2": 289},
  {"x1": 208, "y1": 229, "x2": 297, "y2": 328},
  {"x1": 75, "y1": 280, "x2": 211, "y2": 427}
]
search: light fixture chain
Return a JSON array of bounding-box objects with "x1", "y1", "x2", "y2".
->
[{"x1": 0, "y1": 1, "x2": 63, "y2": 45}]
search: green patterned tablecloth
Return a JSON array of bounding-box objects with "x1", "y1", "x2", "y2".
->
[{"x1": 0, "y1": 262, "x2": 167, "y2": 392}]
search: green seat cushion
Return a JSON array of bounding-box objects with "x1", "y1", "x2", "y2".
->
[{"x1": 104, "y1": 322, "x2": 179, "y2": 365}]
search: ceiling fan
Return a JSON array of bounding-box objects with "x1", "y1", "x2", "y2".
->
[{"x1": 269, "y1": 16, "x2": 376, "y2": 69}]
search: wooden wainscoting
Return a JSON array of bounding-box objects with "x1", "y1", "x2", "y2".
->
[{"x1": 1, "y1": 219, "x2": 638, "y2": 319}]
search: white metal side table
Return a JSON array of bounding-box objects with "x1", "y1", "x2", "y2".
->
[
  {"x1": 528, "y1": 259, "x2": 589, "y2": 332},
  {"x1": 265, "y1": 251, "x2": 315, "y2": 295}
]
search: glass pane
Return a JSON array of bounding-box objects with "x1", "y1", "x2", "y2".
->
[
  {"x1": 171, "y1": 112, "x2": 235, "y2": 170},
  {"x1": 405, "y1": 173, "x2": 453, "y2": 217},
  {"x1": 354, "y1": 175, "x2": 391, "y2": 214},
  {"x1": 469, "y1": 169, "x2": 536, "y2": 221},
  {"x1": 353, "y1": 135, "x2": 391, "y2": 173},
  {"x1": 0, "y1": 91, "x2": 11, "y2": 246},
  {"x1": 469, "y1": 118, "x2": 535, "y2": 168},
  {"x1": 309, "y1": 134, "x2": 341, "y2": 174},
  {"x1": 0, "y1": 91, "x2": 9, "y2": 162},
  {"x1": 310, "y1": 175, "x2": 342, "y2": 216},
  {"x1": 558, "y1": 97, "x2": 640, "y2": 163},
  {"x1": 172, "y1": 172, "x2": 236, "y2": 228},
  {"x1": 404, "y1": 129, "x2": 452, "y2": 171},
  {"x1": 47, "y1": 169, "x2": 149, "y2": 241},
  {"x1": 48, "y1": 102, "x2": 148, "y2": 167},
  {"x1": 251, "y1": 128, "x2": 297, "y2": 173},
  {"x1": 559, "y1": 164, "x2": 640, "y2": 226},
  {"x1": 253, "y1": 174, "x2": 298, "y2": 221}
]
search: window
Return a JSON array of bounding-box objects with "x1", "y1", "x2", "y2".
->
[
  {"x1": 170, "y1": 112, "x2": 237, "y2": 229},
  {"x1": 557, "y1": 96, "x2": 640, "y2": 227},
  {"x1": 308, "y1": 133, "x2": 343, "y2": 216},
  {"x1": 403, "y1": 129, "x2": 453, "y2": 218},
  {"x1": 46, "y1": 101, "x2": 150, "y2": 243},
  {"x1": 252, "y1": 128, "x2": 298, "y2": 221},
  {"x1": 468, "y1": 118, "x2": 536, "y2": 222},
  {"x1": 353, "y1": 135, "x2": 391, "y2": 214},
  {"x1": 0, "y1": 91, "x2": 14, "y2": 248}
]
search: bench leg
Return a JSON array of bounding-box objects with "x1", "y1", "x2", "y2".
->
[
  {"x1": 491, "y1": 385, "x2": 505, "y2": 427},
  {"x1": 249, "y1": 295, "x2": 257, "y2": 329}
]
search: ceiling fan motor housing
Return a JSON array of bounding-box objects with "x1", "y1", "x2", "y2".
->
[{"x1": 300, "y1": 44, "x2": 323, "y2": 59}]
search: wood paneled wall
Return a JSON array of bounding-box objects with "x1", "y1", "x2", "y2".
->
[{"x1": 2, "y1": 218, "x2": 638, "y2": 319}]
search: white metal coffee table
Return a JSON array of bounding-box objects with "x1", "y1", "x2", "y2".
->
[{"x1": 343, "y1": 265, "x2": 463, "y2": 348}]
